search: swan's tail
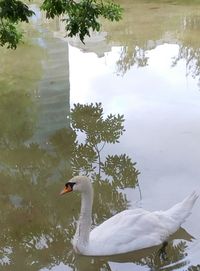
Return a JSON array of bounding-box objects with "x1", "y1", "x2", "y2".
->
[{"x1": 165, "y1": 191, "x2": 198, "y2": 226}]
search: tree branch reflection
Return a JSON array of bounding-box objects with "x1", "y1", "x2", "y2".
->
[{"x1": 103, "y1": 4, "x2": 200, "y2": 81}]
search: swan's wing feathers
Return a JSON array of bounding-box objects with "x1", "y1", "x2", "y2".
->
[
  {"x1": 89, "y1": 209, "x2": 166, "y2": 255},
  {"x1": 91, "y1": 210, "x2": 141, "y2": 239}
]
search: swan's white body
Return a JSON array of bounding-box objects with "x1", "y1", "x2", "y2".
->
[{"x1": 61, "y1": 176, "x2": 198, "y2": 256}]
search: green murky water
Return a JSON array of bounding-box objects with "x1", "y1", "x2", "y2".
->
[{"x1": 1, "y1": 1, "x2": 200, "y2": 270}]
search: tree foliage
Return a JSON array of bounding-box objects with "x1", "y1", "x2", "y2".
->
[
  {"x1": 0, "y1": 0, "x2": 35, "y2": 48},
  {"x1": 0, "y1": 0, "x2": 122, "y2": 49}
]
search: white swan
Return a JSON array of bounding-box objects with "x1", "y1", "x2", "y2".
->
[{"x1": 60, "y1": 176, "x2": 198, "y2": 256}]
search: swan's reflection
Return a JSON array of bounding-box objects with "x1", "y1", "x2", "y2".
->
[{"x1": 61, "y1": 228, "x2": 193, "y2": 271}]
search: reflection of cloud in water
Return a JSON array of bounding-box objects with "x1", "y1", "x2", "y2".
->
[
  {"x1": 69, "y1": 43, "x2": 199, "y2": 114},
  {"x1": 40, "y1": 262, "x2": 71, "y2": 271},
  {"x1": 185, "y1": 240, "x2": 200, "y2": 269},
  {"x1": 9, "y1": 194, "x2": 23, "y2": 208},
  {"x1": 25, "y1": 234, "x2": 54, "y2": 250},
  {"x1": 109, "y1": 262, "x2": 146, "y2": 271},
  {"x1": 0, "y1": 247, "x2": 12, "y2": 265}
]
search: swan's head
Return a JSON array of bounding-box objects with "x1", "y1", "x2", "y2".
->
[{"x1": 60, "y1": 176, "x2": 92, "y2": 195}]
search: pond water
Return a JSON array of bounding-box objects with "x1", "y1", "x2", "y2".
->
[{"x1": 1, "y1": 0, "x2": 200, "y2": 270}]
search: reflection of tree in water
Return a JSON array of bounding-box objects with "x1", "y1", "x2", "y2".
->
[
  {"x1": 115, "y1": 14, "x2": 200, "y2": 78},
  {"x1": 50, "y1": 103, "x2": 140, "y2": 223},
  {"x1": 188, "y1": 265, "x2": 200, "y2": 271},
  {"x1": 172, "y1": 17, "x2": 200, "y2": 84},
  {"x1": 104, "y1": 3, "x2": 200, "y2": 80},
  {"x1": 171, "y1": 15, "x2": 200, "y2": 82},
  {"x1": 0, "y1": 100, "x2": 193, "y2": 270},
  {"x1": 172, "y1": 45, "x2": 200, "y2": 79},
  {"x1": 116, "y1": 46, "x2": 148, "y2": 76},
  {"x1": 136, "y1": 241, "x2": 188, "y2": 271}
]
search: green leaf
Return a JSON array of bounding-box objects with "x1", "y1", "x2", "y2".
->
[{"x1": 0, "y1": 22, "x2": 22, "y2": 49}]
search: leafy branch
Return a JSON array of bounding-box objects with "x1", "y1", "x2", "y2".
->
[
  {"x1": 0, "y1": 0, "x2": 123, "y2": 49},
  {"x1": 41, "y1": 0, "x2": 122, "y2": 42},
  {"x1": 0, "y1": 0, "x2": 35, "y2": 49}
]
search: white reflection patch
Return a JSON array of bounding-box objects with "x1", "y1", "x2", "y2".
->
[
  {"x1": 0, "y1": 247, "x2": 12, "y2": 266},
  {"x1": 25, "y1": 234, "x2": 53, "y2": 250}
]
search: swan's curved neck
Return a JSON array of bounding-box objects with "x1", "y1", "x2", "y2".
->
[{"x1": 74, "y1": 187, "x2": 93, "y2": 250}]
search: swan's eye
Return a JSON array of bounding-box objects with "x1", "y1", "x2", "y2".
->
[
  {"x1": 60, "y1": 182, "x2": 76, "y2": 195},
  {"x1": 66, "y1": 182, "x2": 76, "y2": 190}
]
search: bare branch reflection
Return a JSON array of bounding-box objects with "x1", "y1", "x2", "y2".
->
[{"x1": 102, "y1": 3, "x2": 200, "y2": 80}]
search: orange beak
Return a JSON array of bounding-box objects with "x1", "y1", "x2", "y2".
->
[{"x1": 60, "y1": 185, "x2": 73, "y2": 195}]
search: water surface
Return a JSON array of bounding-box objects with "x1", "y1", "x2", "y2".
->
[{"x1": 1, "y1": 1, "x2": 200, "y2": 270}]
